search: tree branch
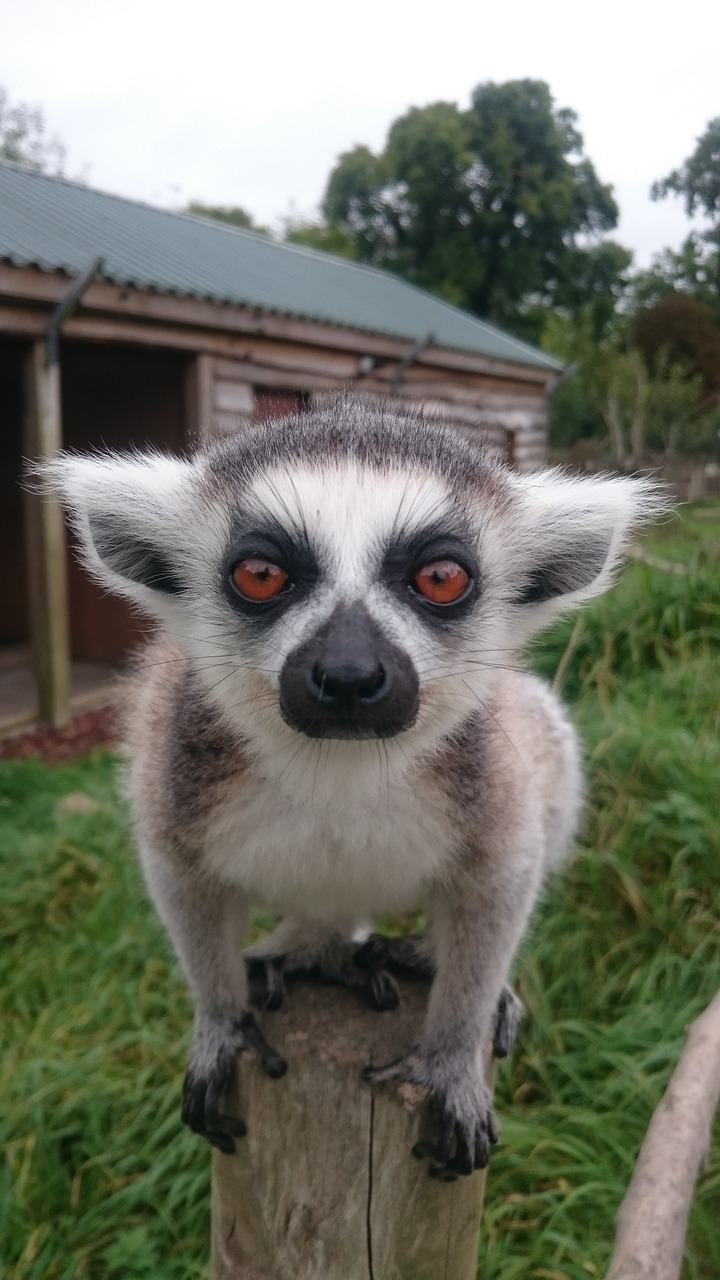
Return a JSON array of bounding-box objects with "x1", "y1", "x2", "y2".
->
[{"x1": 605, "y1": 988, "x2": 720, "y2": 1280}]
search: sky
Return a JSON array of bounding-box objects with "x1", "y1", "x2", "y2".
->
[{"x1": 1, "y1": 0, "x2": 718, "y2": 268}]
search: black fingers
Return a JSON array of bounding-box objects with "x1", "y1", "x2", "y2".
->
[
  {"x1": 181, "y1": 1055, "x2": 246, "y2": 1155},
  {"x1": 246, "y1": 954, "x2": 287, "y2": 1011},
  {"x1": 355, "y1": 932, "x2": 435, "y2": 980},
  {"x1": 413, "y1": 1104, "x2": 498, "y2": 1179},
  {"x1": 368, "y1": 967, "x2": 400, "y2": 1011},
  {"x1": 182, "y1": 1015, "x2": 287, "y2": 1154},
  {"x1": 492, "y1": 985, "x2": 524, "y2": 1059},
  {"x1": 237, "y1": 1012, "x2": 288, "y2": 1078}
]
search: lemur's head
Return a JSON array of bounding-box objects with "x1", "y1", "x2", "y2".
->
[{"x1": 47, "y1": 395, "x2": 666, "y2": 753}]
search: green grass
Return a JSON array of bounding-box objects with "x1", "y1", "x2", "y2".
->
[{"x1": 2, "y1": 506, "x2": 719, "y2": 1278}]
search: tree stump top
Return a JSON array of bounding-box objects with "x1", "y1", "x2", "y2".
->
[{"x1": 211, "y1": 978, "x2": 489, "y2": 1280}]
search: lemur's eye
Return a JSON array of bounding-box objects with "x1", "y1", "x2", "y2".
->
[
  {"x1": 231, "y1": 558, "x2": 289, "y2": 601},
  {"x1": 413, "y1": 560, "x2": 470, "y2": 605}
]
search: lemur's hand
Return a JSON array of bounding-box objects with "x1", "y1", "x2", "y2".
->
[
  {"x1": 182, "y1": 1012, "x2": 286, "y2": 1154},
  {"x1": 364, "y1": 1048, "x2": 498, "y2": 1179}
]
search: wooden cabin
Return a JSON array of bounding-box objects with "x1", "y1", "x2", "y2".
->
[{"x1": 0, "y1": 160, "x2": 561, "y2": 729}]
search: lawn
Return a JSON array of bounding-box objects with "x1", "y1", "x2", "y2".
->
[{"x1": 2, "y1": 505, "x2": 719, "y2": 1279}]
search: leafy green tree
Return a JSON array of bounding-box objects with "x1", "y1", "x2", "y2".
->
[
  {"x1": 281, "y1": 213, "x2": 357, "y2": 259},
  {"x1": 651, "y1": 118, "x2": 720, "y2": 294},
  {"x1": 631, "y1": 294, "x2": 720, "y2": 409},
  {"x1": 321, "y1": 80, "x2": 622, "y2": 337},
  {"x1": 0, "y1": 86, "x2": 65, "y2": 172},
  {"x1": 544, "y1": 307, "x2": 719, "y2": 463},
  {"x1": 631, "y1": 234, "x2": 719, "y2": 317},
  {"x1": 185, "y1": 201, "x2": 269, "y2": 235}
]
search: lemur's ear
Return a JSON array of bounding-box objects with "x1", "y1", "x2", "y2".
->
[
  {"x1": 505, "y1": 471, "x2": 670, "y2": 621},
  {"x1": 38, "y1": 452, "x2": 197, "y2": 613}
]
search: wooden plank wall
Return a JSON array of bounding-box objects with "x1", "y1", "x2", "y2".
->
[{"x1": 201, "y1": 355, "x2": 548, "y2": 471}]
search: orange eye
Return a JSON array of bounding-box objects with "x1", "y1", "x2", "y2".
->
[
  {"x1": 413, "y1": 560, "x2": 470, "y2": 605},
  {"x1": 231, "y1": 558, "x2": 289, "y2": 601}
]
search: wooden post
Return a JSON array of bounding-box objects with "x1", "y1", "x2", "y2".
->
[
  {"x1": 211, "y1": 980, "x2": 490, "y2": 1280},
  {"x1": 184, "y1": 351, "x2": 215, "y2": 442},
  {"x1": 23, "y1": 339, "x2": 71, "y2": 726}
]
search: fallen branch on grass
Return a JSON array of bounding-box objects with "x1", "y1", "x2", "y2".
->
[
  {"x1": 628, "y1": 546, "x2": 688, "y2": 576},
  {"x1": 605, "y1": 987, "x2": 720, "y2": 1280}
]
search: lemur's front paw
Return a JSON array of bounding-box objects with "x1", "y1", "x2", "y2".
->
[
  {"x1": 246, "y1": 935, "x2": 399, "y2": 1013},
  {"x1": 364, "y1": 1051, "x2": 498, "y2": 1179},
  {"x1": 246, "y1": 954, "x2": 287, "y2": 1010},
  {"x1": 182, "y1": 1012, "x2": 287, "y2": 1154}
]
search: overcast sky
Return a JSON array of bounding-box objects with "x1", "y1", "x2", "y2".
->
[{"x1": 2, "y1": 0, "x2": 718, "y2": 267}]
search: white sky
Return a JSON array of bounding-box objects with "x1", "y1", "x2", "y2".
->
[{"x1": 2, "y1": 0, "x2": 718, "y2": 268}]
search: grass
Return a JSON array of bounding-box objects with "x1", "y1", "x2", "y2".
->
[{"x1": 2, "y1": 504, "x2": 719, "y2": 1278}]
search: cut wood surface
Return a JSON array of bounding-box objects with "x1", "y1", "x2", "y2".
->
[
  {"x1": 605, "y1": 987, "x2": 720, "y2": 1280},
  {"x1": 211, "y1": 979, "x2": 490, "y2": 1280}
]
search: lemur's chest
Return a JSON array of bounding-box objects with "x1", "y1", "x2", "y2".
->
[{"x1": 202, "y1": 753, "x2": 455, "y2": 919}]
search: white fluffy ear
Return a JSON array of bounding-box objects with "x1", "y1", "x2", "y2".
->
[
  {"x1": 504, "y1": 470, "x2": 671, "y2": 628},
  {"x1": 40, "y1": 451, "x2": 199, "y2": 614}
]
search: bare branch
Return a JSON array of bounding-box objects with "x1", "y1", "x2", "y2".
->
[{"x1": 605, "y1": 988, "x2": 720, "y2": 1280}]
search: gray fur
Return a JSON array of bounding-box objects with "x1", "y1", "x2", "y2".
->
[{"x1": 46, "y1": 393, "x2": 669, "y2": 1175}]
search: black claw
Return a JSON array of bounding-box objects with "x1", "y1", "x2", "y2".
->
[
  {"x1": 238, "y1": 1012, "x2": 288, "y2": 1078},
  {"x1": 206, "y1": 1129, "x2": 237, "y2": 1155},
  {"x1": 368, "y1": 968, "x2": 400, "y2": 1011},
  {"x1": 493, "y1": 988, "x2": 512, "y2": 1058},
  {"x1": 263, "y1": 959, "x2": 286, "y2": 1011},
  {"x1": 246, "y1": 955, "x2": 287, "y2": 1011},
  {"x1": 444, "y1": 1130, "x2": 473, "y2": 1177}
]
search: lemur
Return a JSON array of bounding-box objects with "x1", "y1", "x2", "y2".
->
[{"x1": 48, "y1": 394, "x2": 665, "y2": 1180}]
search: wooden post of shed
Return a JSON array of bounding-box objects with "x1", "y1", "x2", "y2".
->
[
  {"x1": 211, "y1": 980, "x2": 491, "y2": 1280},
  {"x1": 23, "y1": 340, "x2": 72, "y2": 727},
  {"x1": 22, "y1": 257, "x2": 103, "y2": 727}
]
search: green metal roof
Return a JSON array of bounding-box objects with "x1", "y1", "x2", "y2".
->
[{"x1": 0, "y1": 161, "x2": 560, "y2": 371}]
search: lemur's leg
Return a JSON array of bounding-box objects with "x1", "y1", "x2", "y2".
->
[
  {"x1": 244, "y1": 919, "x2": 399, "y2": 1012},
  {"x1": 141, "y1": 847, "x2": 286, "y2": 1154},
  {"x1": 365, "y1": 851, "x2": 540, "y2": 1179},
  {"x1": 356, "y1": 931, "x2": 524, "y2": 1058}
]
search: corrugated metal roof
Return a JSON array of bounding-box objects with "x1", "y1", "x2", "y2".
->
[{"x1": 0, "y1": 161, "x2": 560, "y2": 371}]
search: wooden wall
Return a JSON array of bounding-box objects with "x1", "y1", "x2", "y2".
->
[
  {"x1": 60, "y1": 341, "x2": 188, "y2": 665},
  {"x1": 189, "y1": 352, "x2": 548, "y2": 471},
  {"x1": 0, "y1": 337, "x2": 30, "y2": 645}
]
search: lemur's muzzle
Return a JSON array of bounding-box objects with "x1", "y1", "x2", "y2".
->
[{"x1": 279, "y1": 602, "x2": 419, "y2": 739}]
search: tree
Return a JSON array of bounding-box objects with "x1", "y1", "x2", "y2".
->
[
  {"x1": 321, "y1": 80, "x2": 622, "y2": 337},
  {"x1": 544, "y1": 305, "x2": 720, "y2": 464},
  {"x1": 281, "y1": 213, "x2": 357, "y2": 259},
  {"x1": 632, "y1": 294, "x2": 720, "y2": 409},
  {"x1": 631, "y1": 234, "x2": 720, "y2": 318},
  {"x1": 651, "y1": 119, "x2": 720, "y2": 294},
  {"x1": 185, "y1": 201, "x2": 269, "y2": 235},
  {"x1": 0, "y1": 86, "x2": 65, "y2": 173}
]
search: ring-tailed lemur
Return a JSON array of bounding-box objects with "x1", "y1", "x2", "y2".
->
[{"x1": 47, "y1": 394, "x2": 666, "y2": 1179}]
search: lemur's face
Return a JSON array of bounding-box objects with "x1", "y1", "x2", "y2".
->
[
  {"x1": 48, "y1": 396, "x2": 662, "y2": 755},
  {"x1": 220, "y1": 461, "x2": 482, "y2": 740}
]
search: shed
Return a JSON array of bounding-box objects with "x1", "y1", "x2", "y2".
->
[{"x1": 0, "y1": 160, "x2": 561, "y2": 729}]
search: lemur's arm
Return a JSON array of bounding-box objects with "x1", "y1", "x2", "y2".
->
[
  {"x1": 141, "y1": 847, "x2": 287, "y2": 1152},
  {"x1": 366, "y1": 845, "x2": 540, "y2": 1179}
]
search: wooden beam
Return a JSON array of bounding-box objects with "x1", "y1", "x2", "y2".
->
[
  {"x1": 184, "y1": 352, "x2": 215, "y2": 444},
  {"x1": 0, "y1": 264, "x2": 558, "y2": 387},
  {"x1": 22, "y1": 341, "x2": 71, "y2": 726}
]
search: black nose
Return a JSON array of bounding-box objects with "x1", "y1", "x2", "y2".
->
[
  {"x1": 279, "y1": 602, "x2": 420, "y2": 740},
  {"x1": 309, "y1": 660, "x2": 388, "y2": 707}
]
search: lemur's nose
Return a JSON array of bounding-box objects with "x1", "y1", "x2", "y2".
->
[
  {"x1": 309, "y1": 659, "x2": 388, "y2": 707},
  {"x1": 279, "y1": 601, "x2": 419, "y2": 739}
]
